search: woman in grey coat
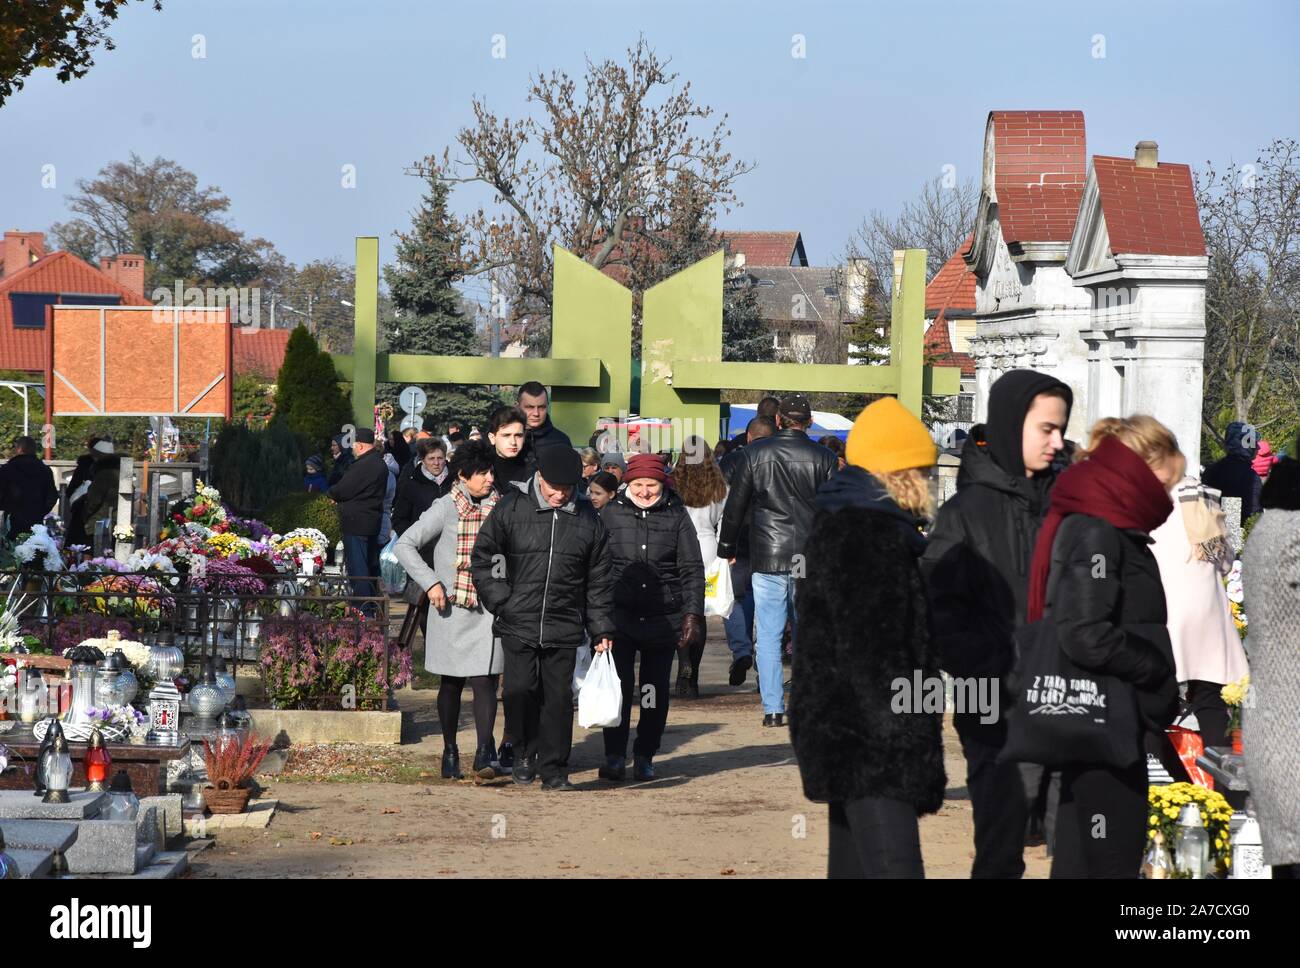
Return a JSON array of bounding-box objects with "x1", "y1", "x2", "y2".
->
[
  {"x1": 1242, "y1": 453, "x2": 1300, "y2": 878},
  {"x1": 394, "y1": 439, "x2": 503, "y2": 781}
]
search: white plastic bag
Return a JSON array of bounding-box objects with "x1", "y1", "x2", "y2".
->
[
  {"x1": 703, "y1": 557, "x2": 735, "y2": 619},
  {"x1": 572, "y1": 635, "x2": 594, "y2": 698},
  {"x1": 378, "y1": 534, "x2": 407, "y2": 595},
  {"x1": 577, "y1": 650, "x2": 623, "y2": 729}
]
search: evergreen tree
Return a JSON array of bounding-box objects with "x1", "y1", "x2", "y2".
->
[
  {"x1": 273, "y1": 324, "x2": 351, "y2": 455},
  {"x1": 381, "y1": 174, "x2": 502, "y2": 432},
  {"x1": 722, "y1": 266, "x2": 775, "y2": 363}
]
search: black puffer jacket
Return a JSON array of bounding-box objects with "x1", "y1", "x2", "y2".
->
[
  {"x1": 600, "y1": 488, "x2": 706, "y2": 646},
  {"x1": 717, "y1": 429, "x2": 836, "y2": 573},
  {"x1": 521, "y1": 418, "x2": 574, "y2": 478},
  {"x1": 470, "y1": 477, "x2": 615, "y2": 648},
  {"x1": 921, "y1": 425, "x2": 1055, "y2": 688},
  {"x1": 0, "y1": 453, "x2": 59, "y2": 538},
  {"x1": 1203, "y1": 454, "x2": 1263, "y2": 520},
  {"x1": 327, "y1": 449, "x2": 389, "y2": 535},
  {"x1": 791, "y1": 466, "x2": 945, "y2": 812},
  {"x1": 1047, "y1": 513, "x2": 1179, "y2": 734}
]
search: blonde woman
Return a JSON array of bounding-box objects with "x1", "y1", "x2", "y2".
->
[
  {"x1": 790, "y1": 397, "x2": 945, "y2": 878},
  {"x1": 672, "y1": 436, "x2": 729, "y2": 698},
  {"x1": 1025, "y1": 415, "x2": 1184, "y2": 878}
]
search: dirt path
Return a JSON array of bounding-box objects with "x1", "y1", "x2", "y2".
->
[{"x1": 193, "y1": 621, "x2": 1050, "y2": 878}]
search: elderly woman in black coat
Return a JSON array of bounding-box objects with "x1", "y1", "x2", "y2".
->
[
  {"x1": 791, "y1": 398, "x2": 945, "y2": 879},
  {"x1": 596, "y1": 453, "x2": 706, "y2": 782}
]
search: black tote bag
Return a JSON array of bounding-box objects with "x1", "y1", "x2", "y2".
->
[{"x1": 1001, "y1": 524, "x2": 1141, "y2": 769}]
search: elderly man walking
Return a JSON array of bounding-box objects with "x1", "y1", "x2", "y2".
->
[
  {"x1": 328, "y1": 428, "x2": 389, "y2": 603},
  {"x1": 471, "y1": 446, "x2": 615, "y2": 791}
]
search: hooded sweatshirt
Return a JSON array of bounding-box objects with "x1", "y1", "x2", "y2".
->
[
  {"x1": 1203, "y1": 421, "x2": 1264, "y2": 518},
  {"x1": 920, "y1": 370, "x2": 1072, "y2": 698}
]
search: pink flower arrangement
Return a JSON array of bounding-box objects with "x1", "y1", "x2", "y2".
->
[{"x1": 258, "y1": 616, "x2": 411, "y2": 709}]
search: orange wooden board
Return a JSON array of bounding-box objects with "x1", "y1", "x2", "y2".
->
[{"x1": 50, "y1": 306, "x2": 231, "y2": 417}]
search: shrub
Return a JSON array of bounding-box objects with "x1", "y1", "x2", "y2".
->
[
  {"x1": 274, "y1": 325, "x2": 351, "y2": 455},
  {"x1": 210, "y1": 417, "x2": 303, "y2": 515},
  {"x1": 257, "y1": 614, "x2": 411, "y2": 710},
  {"x1": 263, "y1": 493, "x2": 341, "y2": 551}
]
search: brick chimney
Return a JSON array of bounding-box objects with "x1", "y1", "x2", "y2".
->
[
  {"x1": 3, "y1": 230, "x2": 45, "y2": 278},
  {"x1": 1134, "y1": 140, "x2": 1159, "y2": 169},
  {"x1": 99, "y1": 253, "x2": 146, "y2": 297}
]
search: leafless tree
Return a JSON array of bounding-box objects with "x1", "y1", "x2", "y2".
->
[
  {"x1": 843, "y1": 173, "x2": 979, "y2": 317},
  {"x1": 421, "y1": 36, "x2": 754, "y2": 355},
  {"x1": 1196, "y1": 139, "x2": 1300, "y2": 444}
]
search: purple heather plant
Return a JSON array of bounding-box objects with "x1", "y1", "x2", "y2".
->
[
  {"x1": 188, "y1": 558, "x2": 268, "y2": 596},
  {"x1": 258, "y1": 615, "x2": 411, "y2": 709}
]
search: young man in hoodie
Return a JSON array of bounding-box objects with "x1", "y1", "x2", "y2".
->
[{"x1": 921, "y1": 369, "x2": 1072, "y2": 879}]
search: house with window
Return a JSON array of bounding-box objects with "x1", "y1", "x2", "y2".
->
[
  {"x1": 0, "y1": 231, "x2": 151, "y2": 374},
  {"x1": 925, "y1": 233, "x2": 978, "y2": 438},
  {"x1": 1, "y1": 230, "x2": 292, "y2": 384}
]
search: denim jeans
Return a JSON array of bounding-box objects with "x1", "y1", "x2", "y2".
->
[
  {"x1": 722, "y1": 592, "x2": 756, "y2": 661},
  {"x1": 722, "y1": 557, "x2": 755, "y2": 661},
  {"x1": 342, "y1": 532, "x2": 380, "y2": 602},
  {"x1": 751, "y1": 571, "x2": 796, "y2": 714}
]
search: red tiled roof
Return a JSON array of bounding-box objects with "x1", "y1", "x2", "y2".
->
[
  {"x1": 926, "y1": 234, "x2": 976, "y2": 314},
  {"x1": 1091, "y1": 155, "x2": 1206, "y2": 257},
  {"x1": 232, "y1": 327, "x2": 290, "y2": 380},
  {"x1": 0, "y1": 251, "x2": 152, "y2": 372},
  {"x1": 719, "y1": 231, "x2": 804, "y2": 266},
  {"x1": 925, "y1": 235, "x2": 976, "y2": 377},
  {"x1": 923, "y1": 319, "x2": 976, "y2": 378},
  {"x1": 990, "y1": 111, "x2": 1087, "y2": 244}
]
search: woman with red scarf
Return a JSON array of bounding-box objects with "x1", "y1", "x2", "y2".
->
[{"x1": 1026, "y1": 416, "x2": 1185, "y2": 878}]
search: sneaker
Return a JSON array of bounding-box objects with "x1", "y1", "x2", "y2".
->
[
  {"x1": 761, "y1": 713, "x2": 786, "y2": 728},
  {"x1": 728, "y1": 655, "x2": 752, "y2": 686},
  {"x1": 598, "y1": 756, "x2": 626, "y2": 782},
  {"x1": 497, "y1": 741, "x2": 514, "y2": 773}
]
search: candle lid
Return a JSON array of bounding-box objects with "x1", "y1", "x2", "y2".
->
[{"x1": 109, "y1": 770, "x2": 134, "y2": 794}]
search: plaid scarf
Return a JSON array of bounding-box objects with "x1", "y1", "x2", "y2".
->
[
  {"x1": 1175, "y1": 478, "x2": 1232, "y2": 568},
  {"x1": 450, "y1": 482, "x2": 498, "y2": 609}
]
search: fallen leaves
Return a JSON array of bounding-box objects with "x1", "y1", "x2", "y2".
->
[
  {"x1": 309, "y1": 831, "x2": 322, "y2": 840},
  {"x1": 381, "y1": 807, "x2": 401, "y2": 815},
  {"x1": 720, "y1": 868, "x2": 736, "y2": 876},
  {"x1": 329, "y1": 836, "x2": 354, "y2": 847}
]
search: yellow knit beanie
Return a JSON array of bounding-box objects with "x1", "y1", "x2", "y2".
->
[{"x1": 845, "y1": 397, "x2": 937, "y2": 474}]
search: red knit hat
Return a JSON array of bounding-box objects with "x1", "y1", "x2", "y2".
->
[{"x1": 624, "y1": 453, "x2": 670, "y2": 484}]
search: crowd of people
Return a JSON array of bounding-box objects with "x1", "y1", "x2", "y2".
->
[{"x1": 323, "y1": 370, "x2": 1299, "y2": 880}]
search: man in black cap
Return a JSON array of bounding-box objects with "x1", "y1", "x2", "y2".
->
[
  {"x1": 717, "y1": 393, "x2": 836, "y2": 727},
  {"x1": 471, "y1": 445, "x2": 615, "y2": 791},
  {"x1": 327, "y1": 428, "x2": 390, "y2": 603},
  {"x1": 921, "y1": 369, "x2": 1073, "y2": 878}
]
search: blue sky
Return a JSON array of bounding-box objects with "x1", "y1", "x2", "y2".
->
[{"x1": 1, "y1": 0, "x2": 1296, "y2": 299}]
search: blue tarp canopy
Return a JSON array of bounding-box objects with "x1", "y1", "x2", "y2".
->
[{"x1": 726, "y1": 404, "x2": 852, "y2": 442}]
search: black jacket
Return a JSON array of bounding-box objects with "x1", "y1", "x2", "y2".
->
[
  {"x1": 493, "y1": 452, "x2": 532, "y2": 493},
  {"x1": 791, "y1": 466, "x2": 945, "y2": 812},
  {"x1": 1046, "y1": 514, "x2": 1179, "y2": 734},
  {"x1": 921, "y1": 425, "x2": 1056, "y2": 687},
  {"x1": 717, "y1": 445, "x2": 751, "y2": 561},
  {"x1": 600, "y1": 488, "x2": 706, "y2": 646},
  {"x1": 1202, "y1": 454, "x2": 1263, "y2": 520},
  {"x1": 66, "y1": 454, "x2": 120, "y2": 544},
  {"x1": 327, "y1": 449, "x2": 389, "y2": 536},
  {"x1": 0, "y1": 453, "x2": 59, "y2": 538},
  {"x1": 391, "y1": 463, "x2": 453, "y2": 538},
  {"x1": 521, "y1": 418, "x2": 574, "y2": 477},
  {"x1": 327, "y1": 445, "x2": 354, "y2": 487},
  {"x1": 717, "y1": 429, "x2": 836, "y2": 573},
  {"x1": 470, "y1": 477, "x2": 615, "y2": 648}
]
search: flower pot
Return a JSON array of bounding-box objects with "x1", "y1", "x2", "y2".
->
[
  {"x1": 203, "y1": 782, "x2": 251, "y2": 814},
  {"x1": 1231, "y1": 729, "x2": 1243, "y2": 755}
]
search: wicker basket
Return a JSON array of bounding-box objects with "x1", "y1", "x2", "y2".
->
[{"x1": 204, "y1": 783, "x2": 252, "y2": 814}]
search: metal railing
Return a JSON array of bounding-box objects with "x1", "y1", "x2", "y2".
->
[{"x1": 2, "y1": 569, "x2": 397, "y2": 712}]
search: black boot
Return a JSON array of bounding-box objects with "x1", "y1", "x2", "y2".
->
[
  {"x1": 633, "y1": 755, "x2": 655, "y2": 781},
  {"x1": 441, "y1": 745, "x2": 462, "y2": 779},
  {"x1": 598, "y1": 755, "x2": 626, "y2": 782},
  {"x1": 472, "y1": 744, "x2": 497, "y2": 779},
  {"x1": 497, "y1": 741, "x2": 514, "y2": 772}
]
